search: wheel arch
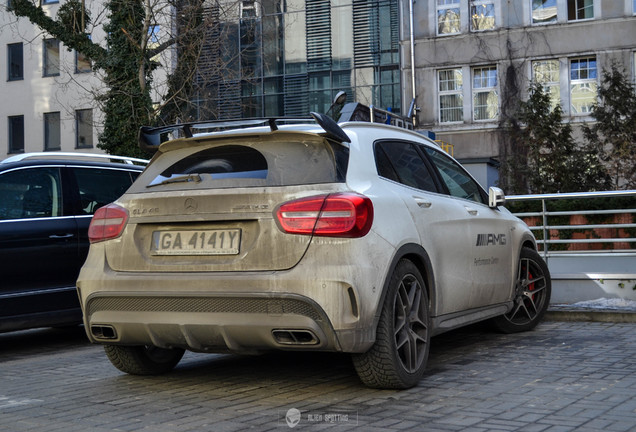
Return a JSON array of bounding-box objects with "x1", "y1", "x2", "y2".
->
[{"x1": 372, "y1": 243, "x2": 437, "y2": 330}]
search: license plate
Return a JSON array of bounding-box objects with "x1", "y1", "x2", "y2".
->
[{"x1": 152, "y1": 229, "x2": 241, "y2": 256}]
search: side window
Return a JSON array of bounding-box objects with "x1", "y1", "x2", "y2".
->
[
  {"x1": 374, "y1": 141, "x2": 437, "y2": 193},
  {"x1": 0, "y1": 167, "x2": 63, "y2": 220},
  {"x1": 72, "y1": 168, "x2": 138, "y2": 215},
  {"x1": 424, "y1": 147, "x2": 485, "y2": 204}
]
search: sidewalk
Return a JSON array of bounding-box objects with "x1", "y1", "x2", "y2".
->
[{"x1": 547, "y1": 298, "x2": 636, "y2": 323}]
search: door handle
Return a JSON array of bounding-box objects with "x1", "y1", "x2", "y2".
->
[
  {"x1": 49, "y1": 233, "x2": 74, "y2": 239},
  {"x1": 465, "y1": 206, "x2": 478, "y2": 216},
  {"x1": 413, "y1": 197, "x2": 432, "y2": 208}
]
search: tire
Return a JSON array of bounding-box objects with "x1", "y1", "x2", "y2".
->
[
  {"x1": 352, "y1": 259, "x2": 430, "y2": 389},
  {"x1": 492, "y1": 247, "x2": 551, "y2": 334},
  {"x1": 104, "y1": 345, "x2": 185, "y2": 375}
]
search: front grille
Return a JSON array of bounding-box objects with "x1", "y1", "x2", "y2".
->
[{"x1": 87, "y1": 296, "x2": 324, "y2": 322}]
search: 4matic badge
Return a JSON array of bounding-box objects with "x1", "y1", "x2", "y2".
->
[{"x1": 476, "y1": 233, "x2": 507, "y2": 246}]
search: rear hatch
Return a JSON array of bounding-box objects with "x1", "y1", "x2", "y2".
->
[{"x1": 105, "y1": 131, "x2": 349, "y2": 272}]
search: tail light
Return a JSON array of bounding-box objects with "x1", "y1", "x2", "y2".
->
[
  {"x1": 88, "y1": 203, "x2": 129, "y2": 243},
  {"x1": 276, "y1": 193, "x2": 373, "y2": 238}
]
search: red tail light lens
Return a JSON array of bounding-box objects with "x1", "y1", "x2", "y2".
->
[
  {"x1": 276, "y1": 193, "x2": 373, "y2": 238},
  {"x1": 88, "y1": 203, "x2": 129, "y2": 243}
]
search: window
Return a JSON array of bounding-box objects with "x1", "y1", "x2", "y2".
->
[
  {"x1": 470, "y1": 0, "x2": 495, "y2": 31},
  {"x1": 570, "y1": 57, "x2": 597, "y2": 115},
  {"x1": 472, "y1": 66, "x2": 498, "y2": 121},
  {"x1": 531, "y1": 0, "x2": 557, "y2": 24},
  {"x1": 8, "y1": 42, "x2": 23, "y2": 81},
  {"x1": 8, "y1": 115, "x2": 24, "y2": 154},
  {"x1": 42, "y1": 0, "x2": 59, "y2": 3},
  {"x1": 634, "y1": 0, "x2": 636, "y2": 14},
  {"x1": 0, "y1": 167, "x2": 63, "y2": 220},
  {"x1": 532, "y1": 59, "x2": 560, "y2": 109},
  {"x1": 148, "y1": 25, "x2": 160, "y2": 44},
  {"x1": 75, "y1": 109, "x2": 93, "y2": 148},
  {"x1": 44, "y1": 112, "x2": 61, "y2": 151},
  {"x1": 438, "y1": 69, "x2": 463, "y2": 123},
  {"x1": 72, "y1": 168, "x2": 139, "y2": 215},
  {"x1": 43, "y1": 38, "x2": 60, "y2": 77},
  {"x1": 75, "y1": 51, "x2": 91, "y2": 73},
  {"x1": 424, "y1": 147, "x2": 485, "y2": 204},
  {"x1": 437, "y1": 0, "x2": 461, "y2": 35},
  {"x1": 375, "y1": 141, "x2": 438, "y2": 192},
  {"x1": 147, "y1": 141, "x2": 348, "y2": 189},
  {"x1": 567, "y1": 0, "x2": 593, "y2": 21}
]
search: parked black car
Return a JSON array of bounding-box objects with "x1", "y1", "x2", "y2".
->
[{"x1": 0, "y1": 153, "x2": 146, "y2": 332}]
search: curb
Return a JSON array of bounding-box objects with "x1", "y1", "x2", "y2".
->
[{"x1": 546, "y1": 308, "x2": 636, "y2": 323}]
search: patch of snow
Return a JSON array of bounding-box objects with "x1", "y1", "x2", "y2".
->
[{"x1": 569, "y1": 298, "x2": 636, "y2": 310}]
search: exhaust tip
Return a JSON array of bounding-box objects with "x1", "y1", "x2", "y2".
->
[
  {"x1": 91, "y1": 325, "x2": 117, "y2": 340},
  {"x1": 272, "y1": 329, "x2": 319, "y2": 345}
]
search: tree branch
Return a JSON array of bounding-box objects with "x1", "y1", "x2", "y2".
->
[{"x1": 9, "y1": 0, "x2": 106, "y2": 61}]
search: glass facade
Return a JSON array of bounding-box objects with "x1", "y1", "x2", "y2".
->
[{"x1": 190, "y1": 0, "x2": 401, "y2": 120}]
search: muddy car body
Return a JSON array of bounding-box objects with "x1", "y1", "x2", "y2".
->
[{"x1": 77, "y1": 113, "x2": 551, "y2": 388}]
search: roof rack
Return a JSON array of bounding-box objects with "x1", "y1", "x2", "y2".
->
[
  {"x1": 338, "y1": 103, "x2": 415, "y2": 130},
  {"x1": 138, "y1": 112, "x2": 351, "y2": 151},
  {"x1": 1, "y1": 152, "x2": 148, "y2": 165}
]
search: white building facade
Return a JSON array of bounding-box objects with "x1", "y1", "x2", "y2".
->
[
  {"x1": 401, "y1": 0, "x2": 636, "y2": 175},
  {"x1": 1, "y1": 0, "x2": 170, "y2": 158}
]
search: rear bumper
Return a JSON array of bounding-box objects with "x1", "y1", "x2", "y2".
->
[
  {"x1": 83, "y1": 292, "x2": 344, "y2": 353},
  {"x1": 77, "y1": 229, "x2": 396, "y2": 354}
]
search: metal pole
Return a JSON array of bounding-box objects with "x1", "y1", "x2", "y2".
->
[
  {"x1": 541, "y1": 199, "x2": 549, "y2": 262},
  {"x1": 409, "y1": 0, "x2": 418, "y2": 126}
]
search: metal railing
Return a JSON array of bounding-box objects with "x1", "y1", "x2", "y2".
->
[{"x1": 507, "y1": 190, "x2": 636, "y2": 260}]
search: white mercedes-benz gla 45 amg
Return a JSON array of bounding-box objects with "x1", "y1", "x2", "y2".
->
[{"x1": 77, "y1": 111, "x2": 551, "y2": 389}]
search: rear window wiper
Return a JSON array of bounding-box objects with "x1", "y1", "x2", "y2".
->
[{"x1": 147, "y1": 173, "x2": 202, "y2": 188}]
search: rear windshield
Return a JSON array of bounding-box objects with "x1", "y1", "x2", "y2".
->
[{"x1": 138, "y1": 138, "x2": 348, "y2": 191}]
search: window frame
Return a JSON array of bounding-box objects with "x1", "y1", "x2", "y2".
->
[
  {"x1": 75, "y1": 109, "x2": 93, "y2": 149},
  {"x1": 44, "y1": 111, "x2": 61, "y2": 151},
  {"x1": 569, "y1": 56, "x2": 597, "y2": 116},
  {"x1": 531, "y1": 0, "x2": 558, "y2": 25},
  {"x1": 472, "y1": 65, "x2": 499, "y2": 121},
  {"x1": 8, "y1": 42, "x2": 24, "y2": 81},
  {"x1": 438, "y1": 68, "x2": 464, "y2": 123},
  {"x1": 470, "y1": 0, "x2": 496, "y2": 32},
  {"x1": 436, "y1": 0, "x2": 462, "y2": 36},
  {"x1": 8, "y1": 115, "x2": 25, "y2": 154},
  {"x1": 75, "y1": 50, "x2": 91, "y2": 74},
  {"x1": 531, "y1": 59, "x2": 561, "y2": 109},
  {"x1": 567, "y1": 0, "x2": 593, "y2": 22},
  {"x1": 43, "y1": 38, "x2": 61, "y2": 77}
]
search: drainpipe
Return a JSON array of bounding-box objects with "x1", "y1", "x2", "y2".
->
[{"x1": 408, "y1": 0, "x2": 419, "y2": 127}]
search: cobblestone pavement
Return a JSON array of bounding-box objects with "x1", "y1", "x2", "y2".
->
[{"x1": 1, "y1": 321, "x2": 635, "y2": 432}]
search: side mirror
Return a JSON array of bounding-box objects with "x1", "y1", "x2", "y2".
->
[{"x1": 488, "y1": 187, "x2": 506, "y2": 208}]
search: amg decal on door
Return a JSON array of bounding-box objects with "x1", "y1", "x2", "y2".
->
[{"x1": 476, "y1": 233, "x2": 507, "y2": 246}]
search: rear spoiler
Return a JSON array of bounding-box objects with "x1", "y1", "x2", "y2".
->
[{"x1": 138, "y1": 113, "x2": 351, "y2": 152}]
